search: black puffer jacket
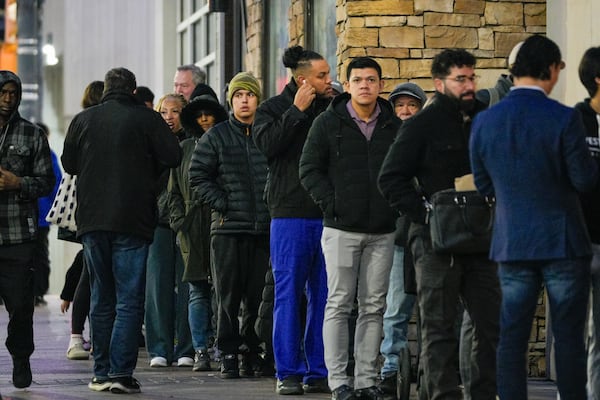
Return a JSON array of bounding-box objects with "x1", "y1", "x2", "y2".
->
[
  {"x1": 253, "y1": 79, "x2": 330, "y2": 218},
  {"x1": 299, "y1": 93, "x2": 399, "y2": 234},
  {"x1": 189, "y1": 115, "x2": 270, "y2": 234}
]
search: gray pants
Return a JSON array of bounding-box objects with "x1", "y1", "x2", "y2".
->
[
  {"x1": 409, "y1": 223, "x2": 500, "y2": 400},
  {"x1": 321, "y1": 227, "x2": 394, "y2": 391}
]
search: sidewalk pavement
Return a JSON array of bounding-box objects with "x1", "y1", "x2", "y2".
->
[{"x1": 0, "y1": 295, "x2": 558, "y2": 399}]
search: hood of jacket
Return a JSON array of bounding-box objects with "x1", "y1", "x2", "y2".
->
[
  {"x1": 0, "y1": 70, "x2": 22, "y2": 122},
  {"x1": 181, "y1": 93, "x2": 228, "y2": 137}
]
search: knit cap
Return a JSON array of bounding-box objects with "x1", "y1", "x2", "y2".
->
[{"x1": 228, "y1": 72, "x2": 261, "y2": 106}]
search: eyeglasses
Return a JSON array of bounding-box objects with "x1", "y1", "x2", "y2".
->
[{"x1": 443, "y1": 75, "x2": 479, "y2": 84}]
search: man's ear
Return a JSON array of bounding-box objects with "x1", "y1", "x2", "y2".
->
[{"x1": 433, "y1": 78, "x2": 445, "y2": 93}]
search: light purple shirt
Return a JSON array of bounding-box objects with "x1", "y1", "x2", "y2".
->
[{"x1": 346, "y1": 100, "x2": 381, "y2": 141}]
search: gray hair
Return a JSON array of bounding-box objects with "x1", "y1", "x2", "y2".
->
[{"x1": 176, "y1": 64, "x2": 206, "y2": 85}]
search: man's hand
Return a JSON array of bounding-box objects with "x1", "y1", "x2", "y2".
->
[
  {"x1": 0, "y1": 167, "x2": 22, "y2": 191},
  {"x1": 293, "y1": 79, "x2": 316, "y2": 112}
]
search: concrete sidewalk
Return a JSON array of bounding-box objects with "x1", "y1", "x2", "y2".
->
[{"x1": 0, "y1": 295, "x2": 558, "y2": 399}]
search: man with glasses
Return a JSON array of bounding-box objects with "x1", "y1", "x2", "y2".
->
[{"x1": 378, "y1": 49, "x2": 500, "y2": 400}]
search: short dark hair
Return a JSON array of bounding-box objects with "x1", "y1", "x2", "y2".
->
[
  {"x1": 346, "y1": 57, "x2": 382, "y2": 81},
  {"x1": 431, "y1": 49, "x2": 476, "y2": 79},
  {"x1": 134, "y1": 86, "x2": 155, "y2": 104},
  {"x1": 510, "y1": 35, "x2": 562, "y2": 80},
  {"x1": 579, "y1": 47, "x2": 600, "y2": 98},
  {"x1": 104, "y1": 67, "x2": 137, "y2": 94}
]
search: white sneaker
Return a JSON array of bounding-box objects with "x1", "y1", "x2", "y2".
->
[
  {"x1": 150, "y1": 356, "x2": 168, "y2": 367},
  {"x1": 66, "y1": 342, "x2": 90, "y2": 360},
  {"x1": 177, "y1": 356, "x2": 194, "y2": 367}
]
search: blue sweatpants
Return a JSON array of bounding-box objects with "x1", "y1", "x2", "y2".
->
[{"x1": 271, "y1": 218, "x2": 328, "y2": 383}]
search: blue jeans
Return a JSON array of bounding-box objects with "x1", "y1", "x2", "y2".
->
[
  {"x1": 380, "y1": 245, "x2": 416, "y2": 376},
  {"x1": 271, "y1": 218, "x2": 327, "y2": 383},
  {"x1": 144, "y1": 226, "x2": 192, "y2": 362},
  {"x1": 188, "y1": 280, "x2": 211, "y2": 351},
  {"x1": 497, "y1": 258, "x2": 590, "y2": 400},
  {"x1": 82, "y1": 231, "x2": 149, "y2": 379}
]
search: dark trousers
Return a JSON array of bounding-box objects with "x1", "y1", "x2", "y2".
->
[
  {"x1": 0, "y1": 242, "x2": 36, "y2": 359},
  {"x1": 72, "y1": 259, "x2": 91, "y2": 334},
  {"x1": 211, "y1": 234, "x2": 269, "y2": 355},
  {"x1": 32, "y1": 227, "x2": 50, "y2": 297},
  {"x1": 409, "y1": 223, "x2": 500, "y2": 400}
]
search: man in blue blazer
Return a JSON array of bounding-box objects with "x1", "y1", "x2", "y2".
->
[{"x1": 470, "y1": 35, "x2": 599, "y2": 400}]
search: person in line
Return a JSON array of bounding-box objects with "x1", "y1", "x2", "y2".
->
[
  {"x1": 134, "y1": 86, "x2": 155, "y2": 109},
  {"x1": 33, "y1": 121, "x2": 62, "y2": 307},
  {"x1": 377, "y1": 82, "x2": 427, "y2": 396},
  {"x1": 169, "y1": 83, "x2": 228, "y2": 371},
  {"x1": 378, "y1": 49, "x2": 500, "y2": 400},
  {"x1": 144, "y1": 93, "x2": 194, "y2": 368},
  {"x1": 300, "y1": 57, "x2": 401, "y2": 400},
  {"x1": 469, "y1": 35, "x2": 598, "y2": 400},
  {"x1": 0, "y1": 70, "x2": 55, "y2": 389},
  {"x1": 62, "y1": 67, "x2": 182, "y2": 394},
  {"x1": 253, "y1": 45, "x2": 333, "y2": 395},
  {"x1": 59, "y1": 80, "x2": 104, "y2": 361},
  {"x1": 174, "y1": 64, "x2": 207, "y2": 101},
  {"x1": 189, "y1": 72, "x2": 269, "y2": 379},
  {"x1": 576, "y1": 45, "x2": 600, "y2": 400}
]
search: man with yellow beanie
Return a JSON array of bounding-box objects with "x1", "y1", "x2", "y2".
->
[{"x1": 189, "y1": 72, "x2": 270, "y2": 379}]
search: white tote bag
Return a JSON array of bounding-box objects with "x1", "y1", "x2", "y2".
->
[{"x1": 45, "y1": 173, "x2": 77, "y2": 231}]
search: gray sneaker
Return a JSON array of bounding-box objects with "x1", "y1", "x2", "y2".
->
[
  {"x1": 193, "y1": 350, "x2": 212, "y2": 371},
  {"x1": 110, "y1": 376, "x2": 141, "y2": 394}
]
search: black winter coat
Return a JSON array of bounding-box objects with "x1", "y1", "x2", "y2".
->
[
  {"x1": 299, "y1": 93, "x2": 399, "y2": 234},
  {"x1": 378, "y1": 92, "x2": 485, "y2": 224},
  {"x1": 189, "y1": 115, "x2": 270, "y2": 234},
  {"x1": 62, "y1": 91, "x2": 182, "y2": 241},
  {"x1": 253, "y1": 79, "x2": 330, "y2": 218}
]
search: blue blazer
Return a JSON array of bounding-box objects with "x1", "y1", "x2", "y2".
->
[{"x1": 470, "y1": 88, "x2": 598, "y2": 262}]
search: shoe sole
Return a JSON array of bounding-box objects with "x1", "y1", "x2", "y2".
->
[
  {"x1": 67, "y1": 352, "x2": 89, "y2": 360},
  {"x1": 110, "y1": 383, "x2": 141, "y2": 394},
  {"x1": 220, "y1": 372, "x2": 240, "y2": 379},
  {"x1": 193, "y1": 365, "x2": 212, "y2": 372},
  {"x1": 88, "y1": 381, "x2": 111, "y2": 392},
  {"x1": 276, "y1": 388, "x2": 304, "y2": 395}
]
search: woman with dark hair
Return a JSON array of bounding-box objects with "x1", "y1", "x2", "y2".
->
[{"x1": 169, "y1": 84, "x2": 228, "y2": 371}]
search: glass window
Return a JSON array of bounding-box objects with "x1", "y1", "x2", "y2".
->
[
  {"x1": 264, "y1": 0, "x2": 291, "y2": 97},
  {"x1": 193, "y1": 19, "x2": 206, "y2": 61},
  {"x1": 308, "y1": 0, "x2": 337, "y2": 80}
]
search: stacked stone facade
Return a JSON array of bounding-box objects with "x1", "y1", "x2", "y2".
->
[{"x1": 244, "y1": 0, "x2": 548, "y2": 378}]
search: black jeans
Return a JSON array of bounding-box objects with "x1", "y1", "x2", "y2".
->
[
  {"x1": 210, "y1": 234, "x2": 269, "y2": 355},
  {"x1": 32, "y1": 227, "x2": 50, "y2": 297},
  {"x1": 409, "y1": 223, "x2": 500, "y2": 400},
  {"x1": 0, "y1": 241, "x2": 36, "y2": 359}
]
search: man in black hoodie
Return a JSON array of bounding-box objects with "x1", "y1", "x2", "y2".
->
[
  {"x1": 0, "y1": 70, "x2": 55, "y2": 389},
  {"x1": 62, "y1": 67, "x2": 182, "y2": 394},
  {"x1": 253, "y1": 45, "x2": 333, "y2": 395}
]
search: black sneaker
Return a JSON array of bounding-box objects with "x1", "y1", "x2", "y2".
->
[
  {"x1": 377, "y1": 372, "x2": 396, "y2": 395},
  {"x1": 275, "y1": 375, "x2": 303, "y2": 395},
  {"x1": 12, "y1": 357, "x2": 32, "y2": 388},
  {"x1": 240, "y1": 352, "x2": 257, "y2": 377},
  {"x1": 88, "y1": 377, "x2": 111, "y2": 392},
  {"x1": 332, "y1": 384, "x2": 356, "y2": 400},
  {"x1": 220, "y1": 354, "x2": 239, "y2": 379},
  {"x1": 193, "y1": 349, "x2": 212, "y2": 371},
  {"x1": 110, "y1": 376, "x2": 141, "y2": 394},
  {"x1": 303, "y1": 377, "x2": 330, "y2": 393},
  {"x1": 354, "y1": 385, "x2": 384, "y2": 400}
]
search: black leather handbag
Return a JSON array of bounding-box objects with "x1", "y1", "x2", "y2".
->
[{"x1": 428, "y1": 189, "x2": 495, "y2": 254}]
